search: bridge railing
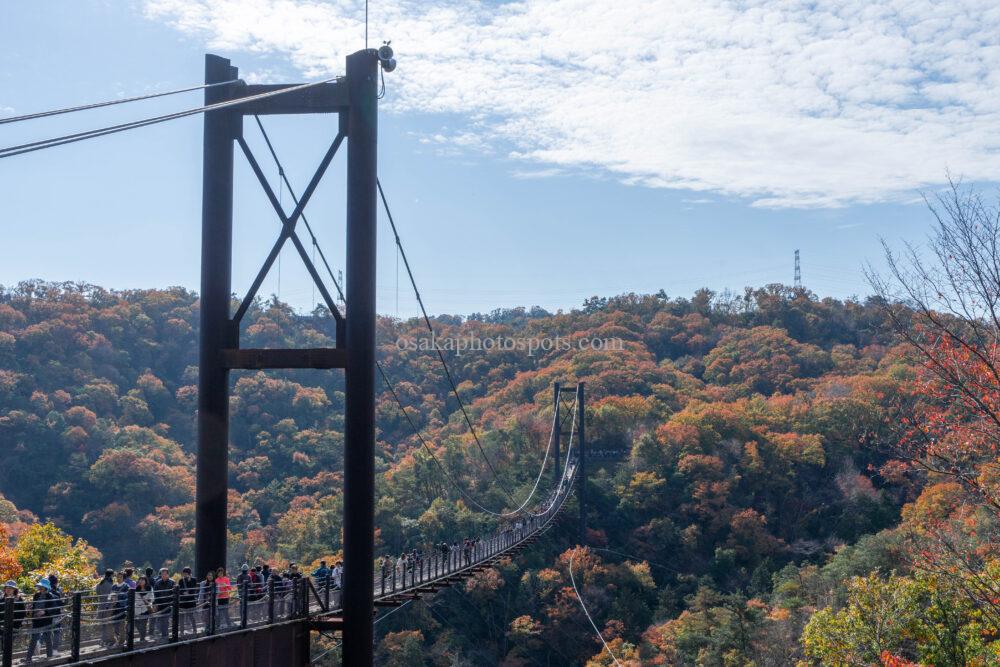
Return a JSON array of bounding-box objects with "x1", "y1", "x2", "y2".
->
[{"x1": 0, "y1": 463, "x2": 576, "y2": 666}]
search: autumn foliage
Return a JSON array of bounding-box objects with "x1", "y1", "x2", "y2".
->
[{"x1": 3, "y1": 229, "x2": 1000, "y2": 664}]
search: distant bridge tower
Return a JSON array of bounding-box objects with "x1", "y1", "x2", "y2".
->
[
  {"x1": 552, "y1": 382, "x2": 561, "y2": 484},
  {"x1": 794, "y1": 249, "x2": 802, "y2": 289},
  {"x1": 577, "y1": 382, "x2": 586, "y2": 545}
]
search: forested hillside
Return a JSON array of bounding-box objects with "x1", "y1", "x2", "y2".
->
[{"x1": 0, "y1": 271, "x2": 996, "y2": 663}]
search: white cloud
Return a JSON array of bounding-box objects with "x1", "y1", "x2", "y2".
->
[
  {"x1": 511, "y1": 168, "x2": 564, "y2": 179},
  {"x1": 145, "y1": 0, "x2": 1000, "y2": 208},
  {"x1": 409, "y1": 128, "x2": 494, "y2": 156}
]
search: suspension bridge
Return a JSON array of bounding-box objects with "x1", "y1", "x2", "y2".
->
[{"x1": 0, "y1": 49, "x2": 596, "y2": 666}]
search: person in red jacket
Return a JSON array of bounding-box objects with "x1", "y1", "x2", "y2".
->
[{"x1": 215, "y1": 567, "x2": 232, "y2": 629}]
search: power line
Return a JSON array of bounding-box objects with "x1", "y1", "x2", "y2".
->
[
  {"x1": 0, "y1": 79, "x2": 240, "y2": 126},
  {"x1": 376, "y1": 178, "x2": 518, "y2": 504},
  {"x1": 0, "y1": 76, "x2": 340, "y2": 159}
]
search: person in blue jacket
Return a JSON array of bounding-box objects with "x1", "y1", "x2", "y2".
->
[{"x1": 26, "y1": 578, "x2": 56, "y2": 663}]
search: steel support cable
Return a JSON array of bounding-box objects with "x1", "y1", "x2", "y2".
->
[
  {"x1": 373, "y1": 598, "x2": 413, "y2": 625},
  {"x1": 376, "y1": 178, "x2": 517, "y2": 504},
  {"x1": 0, "y1": 79, "x2": 240, "y2": 126},
  {"x1": 253, "y1": 116, "x2": 345, "y2": 305},
  {"x1": 568, "y1": 550, "x2": 623, "y2": 667},
  {"x1": 378, "y1": 365, "x2": 564, "y2": 518},
  {"x1": 311, "y1": 638, "x2": 344, "y2": 664},
  {"x1": 488, "y1": 391, "x2": 568, "y2": 516},
  {"x1": 377, "y1": 364, "x2": 504, "y2": 515},
  {"x1": 248, "y1": 122, "x2": 555, "y2": 518},
  {"x1": 0, "y1": 76, "x2": 339, "y2": 159},
  {"x1": 430, "y1": 586, "x2": 580, "y2": 666},
  {"x1": 240, "y1": 123, "x2": 492, "y2": 516}
]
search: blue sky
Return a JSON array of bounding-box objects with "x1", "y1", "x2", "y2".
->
[{"x1": 2, "y1": 0, "x2": 997, "y2": 317}]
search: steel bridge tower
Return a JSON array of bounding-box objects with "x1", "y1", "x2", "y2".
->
[{"x1": 196, "y1": 49, "x2": 380, "y2": 666}]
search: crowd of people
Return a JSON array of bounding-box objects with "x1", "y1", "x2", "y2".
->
[
  {"x1": 0, "y1": 501, "x2": 559, "y2": 664},
  {"x1": 378, "y1": 538, "x2": 477, "y2": 582},
  {"x1": 377, "y1": 519, "x2": 538, "y2": 588},
  {"x1": 0, "y1": 560, "x2": 343, "y2": 664}
]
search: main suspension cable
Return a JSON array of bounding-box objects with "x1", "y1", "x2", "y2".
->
[
  {"x1": 0, "y1": 79, "x2": 240, "y2": 126},
  {"x1": 376, "y1": 178, "x2": 517, "y2": 504},
  {"x1": 214, "y1": 128, "x2": 563, "y2": 519},
  {"x1": 378, "y1": 366, "x2": 567, "y2": 518},
  {"x1": 247, "y1": 123, "x2": 555, "y2": 518},
  {"x1": 0, "y1": 77, "x2": 340, "y2": 159}
]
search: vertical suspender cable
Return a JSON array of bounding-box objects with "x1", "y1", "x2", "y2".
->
[{"x1": 377, "y1": 178, "x2": 517, "y2": 503}]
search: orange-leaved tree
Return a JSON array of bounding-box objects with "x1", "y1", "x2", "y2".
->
[
  {"x1": 871, "y1": 180, "x2": 1000, "y2": 625},
  {"x1": 0, "y1": 523, "x2": 20, "y2": 582}
]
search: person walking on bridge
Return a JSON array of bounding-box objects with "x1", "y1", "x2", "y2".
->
[
  {"x1": 25, "y1": 578, "x2": 56, "y2": 664},
  {"x1": 240, "y1": 565, "x2": 264, "y2": 621},
  {"x1": 331, "y1": 561, "x2": 343, "y2": 590},
  {"x1": 177, "y1": 567, "x2": 198, "y2": 635},
  {"x1": 46, "y1": 574, "x2": 64, "y2": 653},
  {"x1": 197, "y1": 570, "x2": 216, "y2": 629},
  {"x1": 134, "y1": 576, "x2": 154, "y2": 642},
  {"x1": 152, "y1": 568, "x2": 175, "y2": 639},
  {"x1": 395, "y1": 553, "x2": 407, "y2": 583},
  {"x1": 109, "y1": 572, "x2": 128, "y2": 646},
  {"x1": 1, "y1": 581, "x2": 25, "y2": 659},
  {"x1": 235, "y1": 564, "x2": 260, "y2": 621},
  {"x1": 380, "y1": 556, "x2": 392, "y2": 589},
  {"x1": 95, "y1": 569, "x2": 115, "y2": 647},
  {"x1": 311, "y1": 561, "x2": 330, "y2": 591},
  {"x1": 215, "y1": 567, "x2": 233, "y2": 629}
]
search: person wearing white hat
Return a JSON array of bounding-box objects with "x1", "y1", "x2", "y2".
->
[{"x1": 1, "y1": 580, "x2": 25, "y2": 658}]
